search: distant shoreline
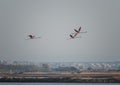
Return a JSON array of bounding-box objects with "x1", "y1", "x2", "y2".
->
[
  {"x1": 1, "y1": 71, "x2": 120, "y2": 83},
  {"x1": 0, "y1": 77, "x2": 120, "y2": 83}
]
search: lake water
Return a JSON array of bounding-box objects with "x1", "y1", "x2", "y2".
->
[{"x1": 0, "y1": 83, "x2": 120, "y2": 85}]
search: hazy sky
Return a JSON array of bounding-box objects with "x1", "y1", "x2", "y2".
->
[{"x1": 0, "y1": 0, "x2": 120, "y2": 62}]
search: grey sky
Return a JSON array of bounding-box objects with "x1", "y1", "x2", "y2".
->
[{"x1": 0, "y1": 0, "x2": 120, "y2": 62}]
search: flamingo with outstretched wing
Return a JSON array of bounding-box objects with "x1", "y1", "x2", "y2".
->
[
  {"x1": 68, "y1": 26, "x2": 86, "y2": 39},
  {"x1": 25, "y1": 34, "x2": 41, "y2": 40}
]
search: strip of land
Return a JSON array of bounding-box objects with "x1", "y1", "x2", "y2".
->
[{"x1": 0, "y1": 71, "x2": 120, "y2": 83}]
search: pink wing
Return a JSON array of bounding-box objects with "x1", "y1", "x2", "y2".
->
[
  {"x1": 70, "y1": 34, "x2": 74, "y2": 38},
  {"x1": 74, "y1": 27, "x2": 81, "y2": 33},
  {"x1": 74, "y1": 29, "x2": 79, "y2": 33},
  {"x1": 78, "y1": 27, "x2": 81, "y2": 33},
  {"x1": 28, "y1": 35, "x2": 35, "y2": 39},
  {"x1": 73, "y1": 32, "x2": 78, "y2": 37}
]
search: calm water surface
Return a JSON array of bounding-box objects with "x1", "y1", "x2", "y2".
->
[{"x1": 0, "y1": 83, "x2": 120, "y2": 85}]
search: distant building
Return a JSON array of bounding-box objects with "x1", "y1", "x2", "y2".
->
[{"x1": 42, "y1": 64, "x2": 51, "y2": 72}]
